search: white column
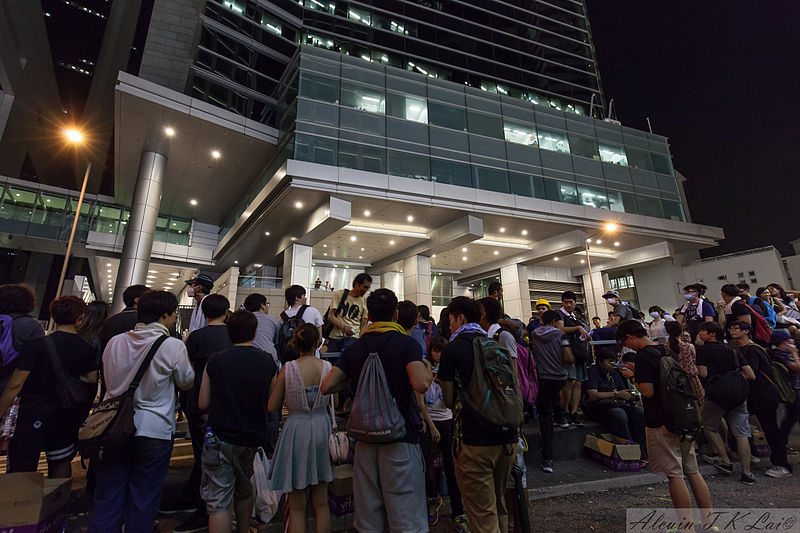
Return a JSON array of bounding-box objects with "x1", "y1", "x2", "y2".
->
[
  {"x1": 499, "y1": 263, "x2": 530, "y2": 321},
  {"x1": 382, "y1": 271, "x2": 404, "y2": 300},
  {"x1": 582, "y1": 270, "x2": 607, "y2": 321},
  {"x1": 282, "y1": 243, "x2": 312, "y2": 290},
  {"x1": 403, "y1": 255, "x2": 431, "y2": 308}
]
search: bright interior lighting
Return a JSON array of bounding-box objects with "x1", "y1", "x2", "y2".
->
[
  {"x1": 164, "y1": 127, "x2": 175, "y2": 137},
  {"x1": 294, "y1": 201, "x2": 303, "y2": 208},
  {"x1": 190, "y1": 199, "x2": 197, "y2": 206},
  {"x1": 494, "y1": 250, "x2": 499, "y2": 255},
  {"x1": 596, "y1": 239, "x2": 602, "y2": 244},
  {"x1": 350, "y1": 236, "x2": 357, "y2": 241},
  {"x1": 614, "y1": 241, "x2": 621, "y2": 247},
  {"x1": 462, "y1": 247, "x2": 467, "y2": 252},
  {"x1": 64, "y1": 129, "x2": 83, "y2": 143},
  {"x1": 234, "y1": 260, "x2": 238, "y2": 264},
  {"x1": 358, "y1": 256, "x2": 363, "y2": 259},
  {"x1": 605, "y1": 223, "x2": 618, "y2": 232},
  {"x1": 407, "y1": 215, "x2": 414, "y2": 222},
  {"x1": 148, "y1": 270, "x2": 157, "y2": 273},
  {"x1": 323, "y1": 244, "x2": 327, "y2": 248},
  {"x1": 107, "y1": 269, "x2": 111, "y2": 273},
  {"x1": 211, "y1": 150, "x2": 221, "y2": 159},
  {"x1": 265, "y1": 232, "x2": 270, "y2": 236},
  {"x1": 521, "y1": 230, "x2": 528, "y2": 236},
  {"x1": 364, "y1": 210, "x2": 371, "y2": 217},
  {"x1": 389, "y1": 240, "x2": 395, "y2": 245},
  {"x1": 323, "y1": 253, "x2": 328, "y2": 256},
  {"x1": 499, "y1": 227, "x2": 506, "y2": 233},
  {"x1": 581, "y1": 259, "x2": 585, "y2": 264},
  {"x1": 290, "y1": 237, "x2": 297, "y2": 241},
  {"x1": 106, "y1": 263, "x2": 111, "y2": 267},
  {"x1": 361, "y1": 248, "x2": 365, "y2": 251},
  {"x1": 462, "y1": 256, "x2": 468, "y2": 261},
  {"x1": 553, "y1": 257, "x2": 559, "y2": 261}
]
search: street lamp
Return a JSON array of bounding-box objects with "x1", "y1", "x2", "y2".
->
[
  {"x1": 584, "y1": 222, "x2": 618, "y2": 320},
  {"x1": 49, "y1": 128, "x2": 92, "y2": 332}
]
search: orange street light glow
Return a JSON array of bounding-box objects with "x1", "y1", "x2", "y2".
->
[{"x1": 64, "y1": 129, "x2": 83, "y2": 143}]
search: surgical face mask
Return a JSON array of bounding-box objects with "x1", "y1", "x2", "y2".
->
[
  {"x1": 606, "y1": 298, "x2": 617, "y2": 305},
  {"x1": 650, "y1": 311, "x2": 661, "y2": 319},
  {"x1": 187, "y1": 286, "x2": 195, "y2": 297},
  {"x1": 683, "y1": 293, "x2": 695, "y2": 301}
]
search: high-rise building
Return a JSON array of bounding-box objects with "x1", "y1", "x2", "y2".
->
[{"x1": 0, "y1": 0, "x2": 723, "y2": 322}]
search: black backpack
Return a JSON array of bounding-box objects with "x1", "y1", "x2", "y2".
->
[
  {"x1": 704, "y1": 349, "x2": 750, "y2": 410},
  {"x1": 560, "y1": 312, "x2": 591, "y2": 363},
  {"x1": 321, "y1": 289, "x2": 349, "y2": 339},
  {"x1": 656, "y1": 346, "x2": 702, "y2": 439},
  {"x1": 276, "y1": 305, "x2": 309, "y2": 363}
]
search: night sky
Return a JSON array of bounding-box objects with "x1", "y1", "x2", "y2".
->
[{"x1": 587, "y1": 2, "x2": 800, "y2": 257}]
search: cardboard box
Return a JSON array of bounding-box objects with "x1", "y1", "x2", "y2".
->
[
  {"x1": 751, "y1": 429, "x2": 771, "y2": 458},
  {"x1": 0, "y1": 472, "x2": 72, "y2": 532},
  {"x1": 584, "y1": 433, "x2": 642, "y2": 472},
  {"x1": 328, "y1": 492, "x2": 354, "y2": 517}
]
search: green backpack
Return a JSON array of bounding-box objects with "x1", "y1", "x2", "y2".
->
[
  {"x1": 461, "y1": 337, "x2": 524, "y2": 438},
  {"x1": 770, "y1": 361, "x2": 795, "y2": 404}
]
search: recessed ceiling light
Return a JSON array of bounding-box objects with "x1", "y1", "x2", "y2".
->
[
  {"x1": 254, "y1": 263, "x2": 262, "y2": 268},
  {"x1": 149, "y1": 270, "x2": 157, "y2": 273},
  {"x1": 554, "y1": 257, "x2": 559, "y2": 261},
  {"x1": 323, "y1": 253, "x2": 328, "y2": 256},
  {"x1": 407, "y1": 215, "x2": 414, "y2": 222},
  {"x1": 294, "y1": 201, "x2": 303, "y2": 208},
  {"x1": 596, "y1": 239, "x2": 602, "y2": 244},
  {"x1": 265, "y1": 231, "x2": 270, "y2": 236},
  {"x1": 431, "y1": 254, "x2": 436, "y2": 258},
  {"x1": 494, "y1": 250, "x2": 499, "y2": 255},
  {"x1": 361, "y1": 247, "x2": 365, "y2": 251},
  {"x1": 499, "y1": 227, "x2": 506, "y2": 233},
  {"x1": 614, "y1": 241, "x2": 620, "y2": 247},
  {"x1": 364, "y1": 210, "x2": 371, "y2": 217},
  {"x1": 190, "y1": 199, "x2": 197, "y2": 206},
  {"x1": 389, "y1": 240, "x2": 395, "y2": 245},
  {"x1": 107, "y1": 269, "x2": 111, "y2": 273},
  {"x1": 358, "y1": 256, "x2": 363, "y2": 259},
  {"x1": 147, "y1": 275, "x2": 155, "y2": 279},
  {"x1": 333, "y1": 264, "x2": 338, "y2": 268},
  {"x1": 164, "y1": 127, "x2": 175, "y2": 137},
  {"x1": 290, "y1": 237, "x2": 297, "y2": 241},
  {"x1": 350, "y1": 236, "x2": 356, "y2": 241},
  {"x1": 462, "y1": 256, "x2": 468, "y2": 261},
  {"x1": 211, "y1": 150, "x2": 221, "y2": 159},
  {"x1": 461, "y1": 247, "x2": 467, "y2": 252},
  {"x1": 580, "y1": 259, "x2": 585, "y2": 264},
  {"x1": 587, "y1": 238, "x2": 592, "y2": 242},
  {"x1": 323, "y1": 244, "x2": 327, "y2": 248},
  {"x1": 171, "y1": 272, "x2": 179, "y2": 276},
  {"x1": 106, "y1": 263, "x2": 111, "y2": 267},
  {"x1": 234, "y1": 260, "x2": 238, "y2": 264},
  {"x1": 521, "y1": 230, "x2": 528, "y2": 236}
]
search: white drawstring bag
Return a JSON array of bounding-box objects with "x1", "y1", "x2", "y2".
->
[{"x1": 252, "y1": 448, "x2": 282, "y2": 523}]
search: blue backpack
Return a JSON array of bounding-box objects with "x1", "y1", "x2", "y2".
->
[{"x1": 0, "y1": 315, "x2": 19, "y2": 368}]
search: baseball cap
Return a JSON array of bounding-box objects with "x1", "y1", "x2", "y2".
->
[
  {"x1": 602, "y1": 290, "x2": 620, "y2": 299},
  {"x1": 185, "y1": 273, "x2": 214, "y2": 291},
  {"x1": 770, "y1": 329, "x2": 792, "y2": 345}
]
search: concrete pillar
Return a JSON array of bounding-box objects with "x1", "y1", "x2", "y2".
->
[
  {"x1": 403, "y1": 255, "x2": 431, "y2": 308},
  {"x1": 112, "y1": 151, "x2": 165, "y2": 312},
  {"x1": 282, "y1": 243, "x2": 312, "y2": 290},
  {"x1": 382, "y1": 271, "x2": 404, "y2": 300},
  {"x1": 582, "y1": 270, "x2": 608, "y2": 322},
  {"x1": 500, "y1": 264, "x2": 530, "y2": 321}
]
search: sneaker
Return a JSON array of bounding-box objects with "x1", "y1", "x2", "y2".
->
[
  {"x1": 453, "y1": 514, "x2": 472, "y2": 533},
  {"x1": 740, "y1": 472, "x2": 756, "y2": 485},
  {"x1": 427, "y1": 496, "x2": 442, "y2": 526},
  {"x1": 569, "y1": 413, "x2": 584, "y2": 427},
  {"x1": 158, "y1": 497, "x2": 196, "y2": 515},
  {"x1": 173, "y1": 512, "x2": 208, "y2": 533},
  {"x1": 764, "y1": 466, "x2": 792, "y2": 478},
  {"x1": 706, "y1": 456, "x2": 734, "y2": 474},
  {"x1": 554, "y1": 417, "x2": 570, "y2": 429},
  {"x1": 540, "y1": 459, "x2": 554, "y2": 473}
]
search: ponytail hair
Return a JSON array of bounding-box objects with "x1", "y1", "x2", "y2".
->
[
  {"x1": 291, "y1": 323, "x2": 320, "y2": 354},
  {"x1": 665, "y1": 319, "x2": 682, "y2": 355}
]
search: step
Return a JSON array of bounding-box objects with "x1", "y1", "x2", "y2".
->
[{"x1": 522, "y1": 418, "x2": 603, "y2": 463}]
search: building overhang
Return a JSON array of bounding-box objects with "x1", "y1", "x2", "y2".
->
[{"x1": 113, "y1": 72, "x2": 280, "y2": 225}]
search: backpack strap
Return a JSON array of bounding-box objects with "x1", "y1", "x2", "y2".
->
[
  {"x1": 280, "y1": 311, "x2": 290, "y2": 322},
  {"x1": 332, "y1": 289, "x2": 349, "y2": 318},
  {"x1": 128, "y1": 335, "x2": 168, "y2": 394},
  {"x1": 296, "y1": 304, "x2": 309, "y2": 322}
]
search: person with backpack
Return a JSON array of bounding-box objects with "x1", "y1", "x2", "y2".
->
[
  {"x1": 321, "y1": 288, "x2": 432, "y2": 533},
  {"x1": 478, "y1": 297, "x2": 518, "y2": 369},
  {"x1": 717, "y1": 283, "x2": 761, "y2": 341},
  {"x1": 88, "y1": 291, "x2": 195, "y2": 533},
  {"x1": 172, "y1": 294, "x2": 233, "y2": 532},
  {"x1": 438, "y1": 296, "x2": 519, "y2": 531},
  {"x1": 772, "y1": 329, "x2": 800, "y2": 470},
  {"x1": 416, "y1": 304, "x2": 440, "y2": 351},
  {"x1": 675, "y1": 283, "x2": 716, "y2": 343},
  {"x1": 695, "y1": 321, "x2": 756, "y2": 483},
  {"x1": 738, "y1": 283, "x2": 776, "y2": 329},
  {"x1": 557, "y1": 291, "x2": 590, "y2": 427},
  {"x1": 0, "y1": 295, "x2": 96, "y2": 476},
  {"x1": 615, "y1": 320, "x2": 713, "y2": 514},
  {"x1": 531, "y1": 309, "x2": 573, "y2": 471},
  {"x1": 243, "y1": 293, "x2": 281, "y2": 369},
  {"x1": 198, "y1": 310, "x2": 277, "y2": 533},
  {"x1": 0, "y1": 284, "x2": 45, "y2": 393},
  {"x1": 602, "y1": 290, "x2": 635, "y2": 326},
  {"x1": 325, "y1": 273, "x2": 372, "y2": 353},
  {"x1": 279, "y1": 285, "x2": 324, "y2": 361},
  {"x1": 729, "y1": 321, "x2": 793, "y2": 480},
  {"x1": 664, "y1": 321, "x2": 704, "y2": 407},
  {"x1": 399, "y1": 300, "x2": 428, "y2": 355}
]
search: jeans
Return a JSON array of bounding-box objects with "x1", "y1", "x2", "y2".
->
[
  {"x1": 751, "y1": 398, "x2": 791, "y2": 470},
  {"x1": 536, "y1": 379, "x2": 565, "y2": 462},
  {"x1": 586, "y1": 405, "x2": 646, "y2": 450},
  {"x1": 327, "y1": 336, "x2": 358, "y2": 354},
  {"x1": 88, "y1": 436, "x2": 174, "y2": 533},
  {"x1": 779, "y1": 390, "x2": 800, "y2": 449},
  {"x1": 184, "y1": 411, "x2": 208, "y2": 515},
  {"x1": 419, "y1": 419, "x2": 463, "y2": 517}
]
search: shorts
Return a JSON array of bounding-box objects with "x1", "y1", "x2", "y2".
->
[
  {"x1": 645, "y1": 426, "x2": 700, "y2": 479},
  {"x1": 567, "y1": 361, "x2": 588, "y2": 382},
  {"x1": 8, "y1": 410, "x2": 83, "y2": 471},
  {"x1": 200, "y1": 440, "x2": 257, "y2": 514},
  {"x1": 702, "y1": 400, "x2": 751, "y2": 436}
]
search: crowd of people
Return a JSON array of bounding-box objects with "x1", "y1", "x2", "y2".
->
[{"x1": 0, "y1": 273, "x2": 799, "y2": 533}]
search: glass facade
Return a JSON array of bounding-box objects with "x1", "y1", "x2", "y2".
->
[{"x1": 290, "y1": 47, "x2": 685, "y2": 221}]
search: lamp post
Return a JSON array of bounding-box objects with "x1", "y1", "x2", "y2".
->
[
  {"x1": 584, "y1": 222, "x2": 617, "y2": 320},
  {"x1": 48, "y1": 128, "x2": 91, "y2": 332}
]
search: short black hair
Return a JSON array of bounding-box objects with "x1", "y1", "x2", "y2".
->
[
  {"x1": 353, "y1": 273, "x2": 372, "y2": 287},
  {"x1": 418, "y1": 304, "x2": 431, "y2": 321},
  {"x1": 138, "y1": 290, "x2": 178, "y2": 324},
  {"x1": 561, "y1": 290, "x2": 577, "y2": 302},
  {"x1": 720, "y1": 284, "x2": 739, "y2": 297},
  {"x1": 447, "y1": 296, "x2": 481, "y2": 325},
  {"x1": 242, "y1": 293, "x2": 267, "y2": 312},
  {"x1": 541, "y1": 310, "x2": 561, "y2": 326},
  {"x1": 366, "y1": 288, "x2": 398, "y2": 322},
  {"x1": 730, "y1": 320, "x2": 752, "y2": 333},
  {"x1": 397, "y1": 300, "x2": 419, "y2": 330},
  {"x1": 487, "y1": 282, "x2": 502, "y2": 296},
  {"x1": 122, "y1": 285, "x2": 148, "y2": 308},
  {"x1": 478, "y1": 297, "x2": 502, "y2": 324},
  {"x1": 736, "y1": 282, "x2": 750, "y2": 291},
  {"x1": 592, "y1": 316, "x2": 601, "y2": 321},
  {"x1": 755, "y1": 286, "x2": 768, "y2": 297},
  {"x1": 698, "y1": 321, "x2": 724, "y2": 339},
  {"x1": 429, "y1": 336, "x2": 447, "y2": 354},
  {"x1": 202, "y1": 294, "x2": 230, "y2": 320},
  {"x1": 0, "y1": 284, "x2": 36, "y2": 315},
  {"x1": 49, "y1": 295, "x2": 86, "y2": 325},
  {"x1": 615, "y1": 319, "x2": 648, "y2": 342},
  {"x1": 227, "y1": 310, "x2": 257, "y2": 344},
  {"x1": 285, "y1": 285, "x2": 306, "y2": 307},
  {"x1": 595, "y1": 346, "x2": 617, "y2": 363},
  {"x1": 648, "y1": 305, "x2": 664, "y2": 314}
]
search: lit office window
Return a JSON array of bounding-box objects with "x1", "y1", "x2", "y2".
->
[
  {"x1": 578, "y1": 186, "x2": 609, "y2": 210},
  {"x1": 598, "y1": 143, "x2": 628, "y2": 165},
  {"x1": 223, "y1": 1, "x2": 243, "y2": 13},
  {"x1": 625, "y1": 147, "x2": 653, "y2": 170},
  {"x1": 402, "y1": 96, "x2": 427, "y2": 123},
  {"x1": 301, "y1": 0, "x2": 335, "y2": 14},
  {"x1": 304, "y1": 33, "x2": 338, "y2": 51},
  {"x1": 606, "y1": 190, "x2": 626, "y2": 212},
  {"x1": 568, "y1": 134, "x2": 599, "y2": 159},
  {"x1": 407, "y1": 60, "x2": 437, "y2": 78},
  {"x1": 503, "y1": 121, "x2": 537, "y2": 146},
  {"x1": 341, "y1": 81, "x2": 385, "y2": 114},
  {"x1": 348, "y1": 6, "x2": 371, "y2": 25},
  {"x1": 260, "y1": 13, "x2": 282, "y2": 36},
  {"x1": 537, "y1": 129, "x2": 570, "y2": 153}
]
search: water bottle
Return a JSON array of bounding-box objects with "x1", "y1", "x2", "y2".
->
[{"x1": 204, "y1": 426, "x2": 217, "y2": 447}]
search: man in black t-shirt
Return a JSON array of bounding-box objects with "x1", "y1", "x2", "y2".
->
[
  {"x1": 322, "y1": 289, "x2": 431, "y2": 533},
  {"x1": 0, "y1": 296, "x2": 96, "y2": 477},
  {"x1": 718, "y1": 284, "x2": 754, "y2": 340},
  {"x1": 617, "y1": 320, "x2": 712, "y2": 513},
  {"x1": 198, "y1": 310, "x2": 276, "y2": 532},
  {"x1": 438, "y1": 296, "x2": 516, "y2": 533},
  {"x1": 174, "y1": 294, "x2": 233, "y2": 529}
]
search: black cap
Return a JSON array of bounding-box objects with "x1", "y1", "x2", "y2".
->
[{"x1": 185, "y1": 273, "x2": 214, "y2": 291}]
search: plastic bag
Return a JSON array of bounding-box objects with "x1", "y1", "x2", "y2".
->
[{"x1": 252, "y1": 448, "x2": 282, "y2": 523}]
